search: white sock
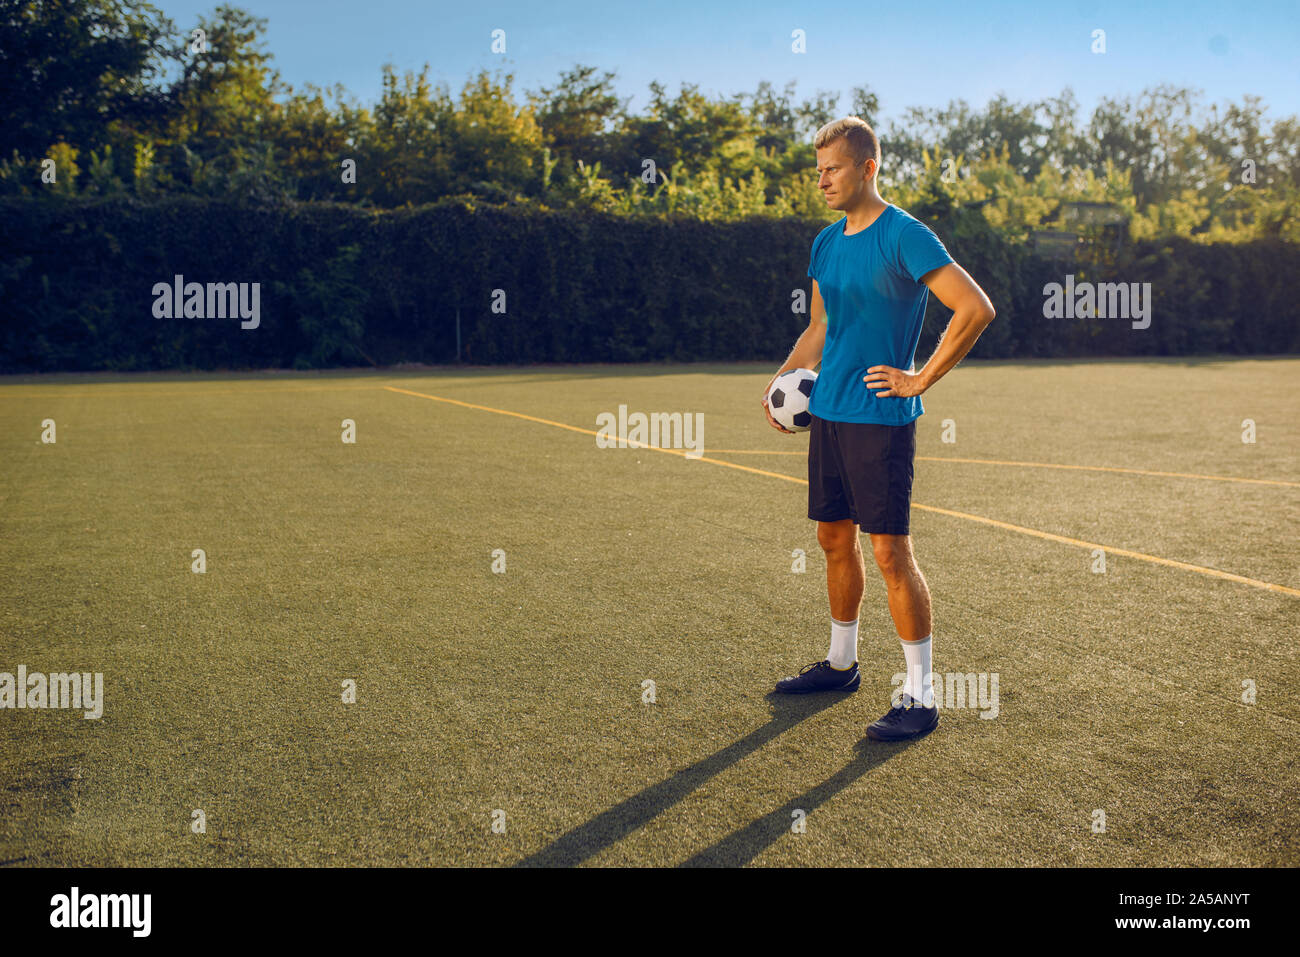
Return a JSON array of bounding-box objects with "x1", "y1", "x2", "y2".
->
[
  {"x1": 901, "y1": 635, "x2": 934, "y2": 706},
  {"x1": 828, "y1": 618, "x2": 858, "y2": 670}
]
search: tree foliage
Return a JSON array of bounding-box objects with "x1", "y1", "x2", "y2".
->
[{"x1": 1, "y1": 1, "x2": 1298, "y2": 243}]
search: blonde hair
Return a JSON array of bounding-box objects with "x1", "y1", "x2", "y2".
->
[{"x1": 814, "y1": 116, "x2": 881, "y2": 176}]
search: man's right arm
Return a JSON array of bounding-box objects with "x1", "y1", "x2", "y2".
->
[{"x1": 762, "y1": 280, "x2": 827, "y2": 432}]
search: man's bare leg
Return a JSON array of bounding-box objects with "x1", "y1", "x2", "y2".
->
[
  {"x1": 773, "y1": 518, "x2": 866, "y2": 691},
  {"x1": 868, "y1": 532, "x2": 935, "y2": 711},
  {"x1": 867, "y1": 533, "x2": 931, "y2": 642},
  {"x1": 816, "y1": 519, "x2": 863, "y2": 670},
  {"x1": 819, "y1": 518, "x2": 865, "y2": 622}
]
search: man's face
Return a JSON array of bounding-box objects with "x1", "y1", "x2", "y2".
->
[{"x1": 815, "y1": 141, "x2": 874, "y2": 210}]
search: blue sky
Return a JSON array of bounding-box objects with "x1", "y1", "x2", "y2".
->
[{"x1": 151, "y1": 0, "x2": 1300, "y2": 127}]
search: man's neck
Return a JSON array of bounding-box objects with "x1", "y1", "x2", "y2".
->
[{"x1": 842, "y1": 193, "x2": 889, "y2": 234}]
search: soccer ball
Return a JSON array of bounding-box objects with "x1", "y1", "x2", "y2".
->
[{"x1": 767, "y1": 368, "x2": 817, "y2": 432}]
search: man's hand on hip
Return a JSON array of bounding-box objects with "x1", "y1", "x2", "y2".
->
[{"x1": 863, "y1": 365, "x2": 928, "y2": 398}]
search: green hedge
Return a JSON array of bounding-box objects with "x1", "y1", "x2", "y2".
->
[{"x1": 1, "y1": 195, "x2": 1297, "y2": 373}]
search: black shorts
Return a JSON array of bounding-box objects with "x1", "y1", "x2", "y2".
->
[{"x1": 807, "y1": 415, "x2": 917, "y2": 535}]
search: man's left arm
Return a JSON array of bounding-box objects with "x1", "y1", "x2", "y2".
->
[{"x1": 863, "y1": 263, "x2": 996, "y2": 398}]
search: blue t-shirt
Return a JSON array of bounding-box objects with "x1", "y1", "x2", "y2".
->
[{"x1": 806, "y1": 204, "x2": 954, "y2": 424}]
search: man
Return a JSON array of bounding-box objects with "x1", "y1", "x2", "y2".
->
[{"x1": 762, "y1": 116, "x2": 996, "y2": 741}]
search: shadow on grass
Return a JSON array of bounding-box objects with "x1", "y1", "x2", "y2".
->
[
  {"x1": 515, "y1": 691, "x2": 906, "y2": 867},
  {"x1": 679, "y1": 736, "x2": 916, "y2": 867}
]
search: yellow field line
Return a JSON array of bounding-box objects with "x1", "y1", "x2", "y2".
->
[
  {"x1": 909, "y1": 504, "x2": 1300, "y2": 597},
  {"x1": 919, "y1": 456, "x2": 1300, "y2": 488},
  {"x1": 386, "y1": 385, "x2": 1298, "y2": 598},
  {"x1": 383, "y1": 386, "x2": 803, "y2": 483},
  {"x1": 705, "y1": 450, "x2": 1299, "y2": 488}
]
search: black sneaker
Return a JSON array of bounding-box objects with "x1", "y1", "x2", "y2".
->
[
  {"x1": 774, "y1": 660, "x2": 860, "y2": 694},
  {"x1": 865, "y1": 693, "x2": 939, "y2": 741}
]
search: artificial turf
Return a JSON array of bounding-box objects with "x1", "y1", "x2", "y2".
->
[{"x1": 1, "y1": 357, "x2": 1296, "y2": 866}]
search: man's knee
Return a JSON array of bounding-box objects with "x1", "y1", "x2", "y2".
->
[
  {"x1": 870, "y1": 534, "x2": 912, "y2": 578},
  {"x1": 817, "y1": 520, "x2": 859, "y2": 557}
]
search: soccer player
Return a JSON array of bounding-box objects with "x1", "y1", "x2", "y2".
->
[{"x1": 762, "y1": 116, "x2": 996, "y2": 741}]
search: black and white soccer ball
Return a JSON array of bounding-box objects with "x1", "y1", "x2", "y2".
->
[{"x1": 767, "y1": 368, "x2": 817, "y2": 432}]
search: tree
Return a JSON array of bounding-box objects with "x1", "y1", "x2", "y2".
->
[
  {"x1": 528, "y1": 64, "x2": 622, "y2": 187},
  {"x1": 746, "y1": 80, "x2": 799, "y2": 155},
  {"x1": 0, "y1": 0, "x2": 177, "y2": 161},
  {"x1": 165, "y1": 3, "x2": 287, "y2": 194},
  {"x1": 850, "y1": 84, "x2": 880, "y2": 129}
]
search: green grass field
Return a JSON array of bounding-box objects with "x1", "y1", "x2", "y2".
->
[{"x1": 1, "y1": 358, "x2": 1297, "y2": 867}]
